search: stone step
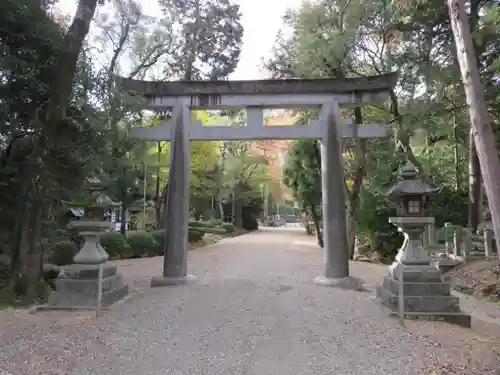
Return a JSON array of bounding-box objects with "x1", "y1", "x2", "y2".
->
[
  {"x1": 376, "y1": 286, "x2": 461, "y2": 313},
  {"x1": 60, "y1": 263, "x2": 118, "y2": 279},
  {"x1": 382, "y1": 277, "x2": 451, "y2": 296},
  {"x1": 48, "y1": 283, "x2": 129, "y2": 308},
  {"x1": 388, "y1": 311, "x2": 471, "y2": 328},
  {"x1": 53, "y1": 273, "x2": 125, "y2": 296},
  {"x1": 393, "y1": 265, "x2": 443, "y2": 283}
]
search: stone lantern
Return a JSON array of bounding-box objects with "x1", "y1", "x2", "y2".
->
[
  {"x1": 46, "y1": 179, "x2": 129, "y2": 310},
  {"x1": 385, "y1": 161, "x2": 437, "y2": 269},
  {"x1": 376, "y1": 161, "x2": 471, "y2": 327},
  {"x1": 69, "y1": 191, "x2": 120, "y2": 264},
  {"x1": 389, "y1": 161, "x2": 431, "y2": 217}
]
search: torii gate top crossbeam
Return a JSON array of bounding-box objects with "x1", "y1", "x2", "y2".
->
[
  {"x1": 117, "y1": 73, "x2": 398, "y2": 141},
  {"x1": 116, "y1": 72, "x2": 398, "y2": 109}
]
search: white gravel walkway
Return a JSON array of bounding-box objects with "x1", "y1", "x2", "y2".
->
[
  {"x1": 3, "y1": 227, "x2": 492, "y2": 375},
  {"x1": 73, "y1": 228, "x2": 429, "y2": 375}
]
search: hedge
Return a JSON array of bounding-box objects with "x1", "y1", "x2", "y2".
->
[
  {"x1": 96, "y1": 227, "x2": 210, "y2": 261},
  {"x1": 100, "y1": 232, "x2": 130, "y2": 259},
  {"x1": 198, "y1": 227, "x2": 227, "y2": 235},
  {"x1": 188, "y1": 228, "x2": 204, "y2": 242},
  {"x1": 150, "y1": 230, "x2": 166, "y2": 256},
  {"x1": 127, "y1": 231, "x2": 158, "y2": 258},
  {"x1": 50, "y1": 240, "x2": 76, "y2": 266},
  {"x1": 189, "y1": 220, "x2": 216, "y2": 229},
  {"x1": 222, "y1": 223, "x2": 235, "y2": 233}
]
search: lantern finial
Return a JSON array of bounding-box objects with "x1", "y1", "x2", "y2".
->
[{"x1": 400, "y1": 160, "x2": 418, "y2": 180}]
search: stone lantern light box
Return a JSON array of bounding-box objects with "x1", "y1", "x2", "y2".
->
[{"x1": 387, "y1": 161, "x2": 436, "y2": 217}]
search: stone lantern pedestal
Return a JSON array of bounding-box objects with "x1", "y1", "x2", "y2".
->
[
  {"x1": 375, "y1": 162, "x2": 471, "y2": 327},
  {"x1": 47, "y1": 191, "x2": 129, "y2": 310}
]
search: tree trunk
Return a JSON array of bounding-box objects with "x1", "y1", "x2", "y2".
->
[
  {"x1": 448, "y1": 0, "x2": 500, "y2": 252},
  {"x1": 45, "y1": 0, "x2": 99, "y2": 127},
  {"x1": 120, "y1": 203, "x2": 127, "y2": 235},
  {"x1": 155, "y1": 142, "x2": 162, "y2": 223},
  {"x1": 4, "y1": 0, "x2": 99, "y2": 292},
  {"x1": 345, "y1": 107, "x2": 367, "y2": 259},
  {"x1": 453, "y1": 111, "x2": 460, "y2": 191},
  {"x1": 468, "y1": 132, "x2": 481, "y2": 231},
  {"x1": 159, "y1": 183, "x2": 168, "y2": 228},
  {"x1": 218, "y1": 201, "x2": 224, "y2": 221},
  {"x1": 309, "y1": 205, "x2": 323, "y2": 247},
  {"x1": 302, "y1": 211, "x2": 312, "y2": 235},
  {"x1": 389, "y1": 91, "x2": 424, "y2": 172},
  {"x1": 234, "y1": 201, "x2": 243, "y2": 228}
]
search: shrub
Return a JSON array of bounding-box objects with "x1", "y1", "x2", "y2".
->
[
  {"x1": 145, "y1": 222, "x2": 159, "y2": 231},
  {"x1": 50, "y1": 240, "x2": 76, "y2": 266},
  {"x1": 126, "y1": 231, "x2": 158, "y2": 258},
  {"x1": 200, "y1": 227, "x2": 227, "y2": 235},
  {"x1": 149, "y1": 228, "x2": 205, "y2": 252},
  {"x1": 188, "y1": 228, "x2": 204, "y2": 242},
  {"x1": 149, "y1": 230, "x2": 166, "y2": 256},
  {"x1": 356, "y1": 186, "x2": 401, "y2": 260},
  {"x1": 242, "y1": 213, "x2": 258, "y2": 231},
  {"x1": 222, "y1": 223, "x2": 235, "y2": 233},
  {"x1": 100, "y1": 232, "x2": 128, "y2": 259},
  {"x1": 190, "y1": 225, "x2": 205, "y2": 234},
  {"x1": 189, "y1": 220, "x2": 216, "y2": 229},
  {"x1": 42, "y1": 264, "x2": 60, "y2": 289}
]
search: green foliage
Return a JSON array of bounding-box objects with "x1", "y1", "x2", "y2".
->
[
  {"x1": 356, "y1": 186, "x2": 401, "y2": 260},
  {"x1": 100, "y1": 232, "x2": 129, "y2": 259},
  {"x1": 425, "y1": 188, "x2": 469, "y2": 228},
  {"x1": 188, "y1": 229, "x2": 204, "y2": 242},
  {"x1": 189, "y1": 220, "x2": 216, "y2": 229},
  {"x1": 126, "y1": 231, "x2": 158, "y2": 258},
  {"x1": 241, "y1": 213, "x2": 258, "y2": 231},
  {"x1": 200, "y1": 227, "x2": 228, "y2": 235},
  {"x1": 222, "y1": 223, "x2": 235, "y2": 233},
  {"x1": 283, "y1": 140, "x2": 322, "y2": 211},
  {"x1": 50, "y1": 240, "x2": 76, "y2": 266},
  {"x1": 158, "y1": 0, "x2": 244, "y2": 80},
  {"x1": 149, "y1": 230, "x2": 166, "y2": 256},
  {"x1": 267, "y1": 0, "x2": 494, "y2": 260}
]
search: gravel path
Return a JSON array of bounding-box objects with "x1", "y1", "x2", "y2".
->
[{"x1": 0, "y1": 228, "x2": 498, "y2": 374}]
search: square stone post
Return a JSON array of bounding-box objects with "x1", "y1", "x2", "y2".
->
[
  {"x1": 423, "y1": 225, "x2": 430, "y2": 248},
  {"x1": 428, "y1": 221, "x2": 436, "y2": 246},
  {"x1": 151, "y1": 102, "x2": 196, "y2": 287},
  {"x1": 444, "y1": 222, "x2": 453, "y2": 255},
  {"x1": 453, "y1": 227, "x2": 463, "y2": 257},
  {"x1": 315, "y1": 102, "x2": 363, "y2": 290},
  {"x1": 462, "y1": 228, "x2": 472, "y2": 262},
  {"x1": 484, "y1": 229, "x2": 493, "y2": 258}
]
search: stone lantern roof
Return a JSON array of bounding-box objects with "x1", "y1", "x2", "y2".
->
[
  {"x1": 386, "y1": 161, "x2": 437, "y2": 198},
  {"x1": 89, "y1": 193, "x2": 121, "y2": 208}
]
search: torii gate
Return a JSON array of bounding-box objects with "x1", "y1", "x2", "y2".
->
[{"x1": 116, "y1": 73, "x2": 398, "y2": 289}]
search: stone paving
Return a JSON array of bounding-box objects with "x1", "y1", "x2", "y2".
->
[{"x1": 0, "y1": 228, "x2": 499, "y2": 374}]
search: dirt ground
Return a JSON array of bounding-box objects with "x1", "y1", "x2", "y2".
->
[{"x1": 446, "y1": 259, "x2": 500, "y2": 302}]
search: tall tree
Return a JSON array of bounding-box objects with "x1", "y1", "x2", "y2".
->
[
  {"x1": 159, "y1": 0, "x2": 244, "y2": 80},
  {"x1": 0, "y1": 0, "x2": 107, "y2": 284},
  {"x1": 448, "y1": 0, "x2": 500, "y2": 255},
  {"x1": 283, "y1": 140, "x2": 324, "y2": 246}
]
